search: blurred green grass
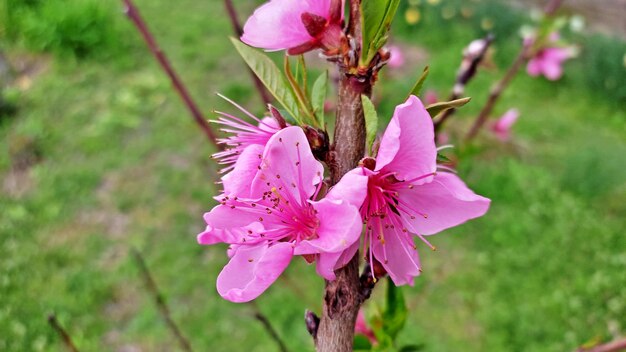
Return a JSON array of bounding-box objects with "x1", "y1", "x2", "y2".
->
[{"x1": 1, "y1": 0, "x2": 625, "y2": 351}]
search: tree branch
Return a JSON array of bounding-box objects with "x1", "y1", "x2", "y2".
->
[
  {"x1": 122, "y1": 0, "x2": 221, "y2": 149},
  {"x1": 223, "y1": 0, "x2": 273, "y2": 105},
  {"x1": 315, "y1": 1, "x2": 372, "y2": 351},
  {"x1": 48, "y1": 314, "x2": 79, "y2": 352},
  {"x1": 250, "y1": 302, "x2": 289, "y2": 352},
  {"x1": 131, "y1": 248, "x2": 194, "y2": 352},
  {"x1": 576, "y1": 338, "x2": 626, "y2": 352},
  {"x1": 434, "y1": 34, "x2": 494, "y2": 132}
]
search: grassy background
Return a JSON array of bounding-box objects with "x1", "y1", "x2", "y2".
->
[{"x1": 1, "y1": 0, "x2": 625, "y2": 351}]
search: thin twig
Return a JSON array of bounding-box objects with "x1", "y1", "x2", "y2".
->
[
  {"x1": 464, "y1": 46, "x2": 528, "y2": 142},
  {"x1": 131, "y1": 248, "x2": 194, "y2": 352},
  {"x1": 223, "y1": 0, "x2": 273, "y2": 105},
  {"x1": 48, "y1": 314, "x2": 79, "y2": 352},
  {"x1": 434, "y1": 34, "x2": 494, "y2": 132},
  {"x1": 250, "y1": 302, "x2": 289, "y2": 352},
  {"x1": 464, "y1": 0, "x2": 564, "y2": 142},
  {"x1": 122, "y1": 0, "x2": 221, "y2": 149},
  {"x1": 576, "y1": 338, "x2": 626, "y2": 352}
]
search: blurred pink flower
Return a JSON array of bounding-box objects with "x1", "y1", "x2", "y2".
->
[
  {"x1": 355, "y1": 311, "x2": 377, "y2": 345},
  {"x1": 343, "y1": 96, "x2": 490, "y2": 285},
  {"x1": 387, "y1": 45, "x2": 405, "y2": 68},
  {"x1": 198, "y1": 126, "x2": 365, "y2": 302},
  {"x1": 241, "y1": 0, "x2": 344, "y2": 55},
  {"x1": 526, "y1": 33, "x2": 576, "y2": 80},
  {"x1": 490, "y1": 108, "x2": 519, "y2": 141},
  {"x1": 424, "y1": 90, "x2": 439, "y2": 106}
]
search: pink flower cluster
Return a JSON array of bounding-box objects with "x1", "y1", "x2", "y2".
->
[
  {"x1": 199, "y1": 95, "x2": 490, "y2": 302},
  {"x1": 526, "y1": 33, "x2": 576, "y2": 81}
]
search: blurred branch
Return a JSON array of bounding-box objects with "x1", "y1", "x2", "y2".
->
[
  {"x1": 131, "y1": 248, "x2": 194, "y2": 352},
  {"x1": 434, "y1": 33, "x2": 494, "y2": 133},
  {"x1": 223, "y1": 0, "x2": 272, "y2": 105},
  {"x1": 250, "y1": 301, "x2": 289, "y2": 352},
  {"x1": 122, "y1": 0, "x2": 221, "y2": 149},
  {"x1": 544, "y1": 0, "x2": 564, "y2": 17},
  {"x1": 576, "y1": 338, "x2": 626, "y2": 352},
  {"x1": 464, "y1": 0, "x2": 564, "y2": 142},
  {"x1": 48, "y1": 314, "x2": 79, "y2": 352},
  {"x1": 464, "y1": 46, "x2": 528, "y2": 142}
]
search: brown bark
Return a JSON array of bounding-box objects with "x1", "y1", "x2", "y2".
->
[{"x1": 315, "y1": 1, "x2": 373, "y2": 350}]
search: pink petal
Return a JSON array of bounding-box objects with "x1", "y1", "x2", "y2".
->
[
  {"x1": 216, "y1": 242, "x2": 293, "y2": 302},
  {"x1": 372, "y1": 227, "x2": 421, "y2": 286},
  {"x1": 294, "y1": 198, "x2": 363, "y2": 256},
  {"x1": 387, "y1": 45, "x2": 405, "y2": 68},
  {"x1": 221, "y1": 144, "x2": 265, "y2": 198},
  {"x1": 542, "y1": 47, "x2": 573, "y2": 63},
  {"x1": 541, "y1": 58, "x2": 564, "y2": 80},
  {"x1": 491, "y1": 108, "x2": 519, "y2": 141},
  {"x1": 399, "y1": 172, "x2": 490, "y2": 236},
  {"x1": 197, "y1": 205, "x2": 264, "y2": 245},
  {"x1": 376, "y1": 95, "x2": 437, "y2": 184},
  {"x1": 326, "y1": 168, "x2": 368, "y2": 207},
  {"x1": 526, "y1": 57, "x2": 543, "y2": 77},
  {"x1": 241, "y1": 0, "x2": 332, "y2": 51},
  {"x1": 252, "y1": 126, "x2": 324, "y2": 204}
]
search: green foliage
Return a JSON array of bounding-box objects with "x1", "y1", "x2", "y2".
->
[
  {"x1": 3, "y1": 0, "x2": 126, "y2": 59},
  {"x1": 311, "y1": 71, "x2": 328, "y2": 127},
  {"x1": 230, "y1": 38, "x2": 302, "y2": 123},
  {"x1": 360, "y1": 0, "x2": 401, "y2": 66},
  {"x1": 361, "y1": 95, "x2": 378, "y2": 155},
  {"x1": 407, "y1": 66, "x2": 429, "y2": 99},
  {"x1": 425, "y1": 97, "x2": 471, "y2": 118}
]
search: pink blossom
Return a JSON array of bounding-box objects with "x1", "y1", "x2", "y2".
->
[
  {"x1": 355, "y1": 310, "x2": 377, "y2": 345},
  {"x1": 526, "y1": 33, "x2": 575, "y2": 80},
  {"x1": 424, "y1": 90, "x2": 439, "y2": 106},
  {"x1": 387, "y1": 45, "x2": 405, "y2": 68},
  {"x1": 241, "y1": 0, "x2": 344, "y2": 55},
  {"x1": 344, "y1": 96, "x2": 490, "y2": 285},
  {"x1": 198, "y1": 126, "x2": 366, "y2": 302},
  {"x1": 212, "y1": 95, "x2": 283, "y2": 172},
  {"x1": 490, "y1": 108, "x2": 519, "y2": 141}
]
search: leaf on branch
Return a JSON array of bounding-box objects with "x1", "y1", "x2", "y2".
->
[
  {"x1": 426, "y1": 97, "x2": 472, "y2": 118},
  {"x1": 230, "y1": 38, "x2": 301, "y2": 123},
  {"x1": 407, "y1": 66, "x2": 430, "y2": 99},
  {"x1": 360, "y1": 0, "x2": 401, "y2": 67},
  {"x1": 311, "y1": 71, "x2": 328, "y2": 127},
  {"x1": 284, "y1": 55, "x2": 317, "y2": 126},
  {"x1": 382, "y1": 278, "x2": 407, "y2": 341},
  {"x1": 361, "y1": 95, "x2": 378, "y2": 155}
]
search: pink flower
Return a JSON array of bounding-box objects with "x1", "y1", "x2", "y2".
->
[
  {"x1": 212, "y1": 95, "x2": 283, "y2": 172},
  {"x1": 344, "y1": 96, "x2": 490, "y2": 285},
  {"x1": 198, "y1": 126, "x2": 366, "y2": 302},
  {"x1": 526, "y1": 33, "x2": 575, "y2": 81},
  {"x1": 355, "y1": 311, "x2": 377, "y2": 345},
  {"x1": 387, "y1": 45, "x2": 405, "y2": 69},
  {"x1": 490, "y1": 108, "x2": 519, "y2": 141},
  {"x1": 424, "y1": 90, "x2": 439, "y2": 106},
  {"x1": 241, "y1": 0, "x2": 345, "y2": 55}
]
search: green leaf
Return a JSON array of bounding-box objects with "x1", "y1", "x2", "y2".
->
[
  {"x1": 360, "y1": 0, "x2": 401, "y2": 66},
  {"x1": 407, "y1": 66, "x2": 429, "y2": 99},
  {"x1": 382, "y1": 278, "x2": 407, "y2": 340},
  {"x1": 311, "y1": 71, "x2": 328, "y2": 127},
  {"x1": 230, "y1": 38, "x2": 300, "y2": 122},
  {"x1": 361, "y1": 95, "x2": 378, "y2": 155},
  {"x1": 284, "y1": 55, "x2": 316, "y2": 126},
  {"x1": 399, "y1": 344, "x2": 425, "y2": 352},
  {"x1": 437, "y1": 153, "x2": 451, "y2": 163},
  {"x1": 426, "y1": 97, "x2": 471, "y2": 118},
  {"x1": 353, "y1": 335, "x2": 373, "y2": 351}
]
